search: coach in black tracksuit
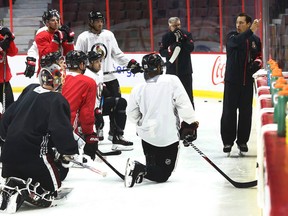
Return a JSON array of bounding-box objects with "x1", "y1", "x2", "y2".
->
[
  {"x1": 221, "y1": 13, "x2": 262, "y2": 154},
  {"x1": 159, "y1": 17, "x2": 195, "y2": 109}
]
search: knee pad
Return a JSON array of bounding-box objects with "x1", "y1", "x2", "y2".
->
[{"x1": 115, "y1": 97, "x2": 127, "y2": 111}]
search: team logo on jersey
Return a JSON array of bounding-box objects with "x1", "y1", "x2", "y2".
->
[
  {"x1": 165, "y1": 158, "x2": 171, "y2": 165},
  {"x1": 91, "y1": 43, "x2": 108, "y2": 59}
]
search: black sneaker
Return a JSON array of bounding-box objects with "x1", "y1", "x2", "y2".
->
[
  {"x1": 124, "y1": 159, "x2": 147, "y2": 188},
  {"x1": 223, "y1": 144, "x2": 232, "y2": 153},
  {"x1": 237, "y1": 143, "x2": 248, "y2": 152}
]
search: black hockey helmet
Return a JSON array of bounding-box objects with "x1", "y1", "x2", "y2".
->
[
  {"x1": 42, "y1": 9, "x2": 60, "y2": 24},
  {"x1": 39, "y1": 63, "x2": 63, "y2": 91},
  {"x1": 142, "y1": 53, "x2": 164, "y2": 74},
  {"x1": 87, "y1": 50, "x2": 104, "y2": 63},
  {"x1": 40, "y1": 51, "x2": 63, "y2": 68},
  {"x1": 88, "y1": 11, "x2": 105, "y2": 23},
  {"x1": 66, "y1": 50, "x2": 88, "y2": 69}
]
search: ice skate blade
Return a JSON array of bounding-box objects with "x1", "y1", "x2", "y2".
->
[
  {"x1": 238, "y1": 151, "x2": 246, "y2": 157},
  {"x1": 112, "y1": 145, "x2": 133, "y2": 151},
  {"x1": 124, "y1": 159, "x2": 135, "y2": 188},
  {"x1": 226, "y1": 152, "x2": 231, "y2": 157}
]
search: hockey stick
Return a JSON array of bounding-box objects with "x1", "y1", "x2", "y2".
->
[
  {"x1": 183, "y1": 139, "x2": 257, "y2": 188},
  {"x1": 2, "y1": 50, "x2": 6, "y2": 113},
  {"x1": 70, "y1": 159, "x2": 107, "y2": 177},
  {"x1": 99, "y1": 149, "x2": 121, "y2": 156},
  {"x1": 103, "y1": 68, "x2": 130, "y2": 75},
  {"x1": 169, "y1": 46, "x2": 181, "y2": 64},
  {"x1": 16, "y1": 72, "x2": 31, "y2": 76},
  {"x1": 166, "y1": 34, "x2": 181, "y2": 66},
  {"x1": 163, "y1": 43, "x2": 181, "y2": 75},
  {"x1": 95, "y1": 150, "x2": 124, "y2": 180},
  {"x1": 18, "y1": 70, "x2": 130, "y2": 76}
]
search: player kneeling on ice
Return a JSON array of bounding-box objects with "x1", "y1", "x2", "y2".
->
[
  {"x1": 125, "y1": 53, "x2": 199, "y2": 187},
  {"x1": 0, "y1": 64, "x2": 78, "y2": 213}
]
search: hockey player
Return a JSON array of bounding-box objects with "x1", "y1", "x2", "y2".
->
[
  {"x1": 86, "y1": 50, "x2": 133, "y2": 151},
  {"x1": 0, "y1": 64, "x2": 78, "y2": 213},
  {"x1": 24, "y1": 26, "x2": 47, "y2": 78},
  {"x1": 34, "y1": 9, "x2": 74, "y2": 76},
  {"x1": 0, "y1": 26, "x2": 18, "y2": 111},
  {"x1": 125, "y1": 53, "x2": 199, "y2": 187},
  {"x1": 75, "y1": 10, "x2": 141, "y2": 145},
  {"x1": 61, "y1": 50, "x2": 99, "y2": 161},
  {"x1": 40, "y1": 51, "x2": 67, "y2": 76}
]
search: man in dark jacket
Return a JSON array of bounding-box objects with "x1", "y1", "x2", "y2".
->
[
  {"x1": 159, "y1": 17, "x2": 195, "y2": 109},
  {"x1": 221, "y1": 13, "x2": 262, "y2": 155}
]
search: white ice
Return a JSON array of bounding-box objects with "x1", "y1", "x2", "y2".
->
[{"x1": 0, "y1": 96, "x2": 260, "y2": 216}]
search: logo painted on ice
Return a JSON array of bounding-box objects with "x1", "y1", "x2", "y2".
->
[{"x1": 212, "y1": 56, "x2": 225, "y2": 85}]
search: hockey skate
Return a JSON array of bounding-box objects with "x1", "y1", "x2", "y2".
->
[
  {"x1": 124, "y1": 158, "x2": 146, "y2": 188},
  {"x1": 110, "y1": 135, "x2": 134, "y2": 151},
  {"x1": 223, "y1": 145, "x2": 232, "y2": 157},
  {"x1": 237, "y1": 143, "x2": 248, "y2": 156}
]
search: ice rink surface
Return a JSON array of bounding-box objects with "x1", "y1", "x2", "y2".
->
[{"x1": 0, "y1": 96, "x2": 261, "y2": 216}]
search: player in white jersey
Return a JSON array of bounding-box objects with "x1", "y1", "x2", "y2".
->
[
  {"x1": 85, "y1": 50, "x2": 133, "y2": 151},
  {"x1": 76, "y1": 11, "x2": 141, "y2": 144},
  {"x1": 124, "y1": 53, "x2": 199, "y2": 187}
]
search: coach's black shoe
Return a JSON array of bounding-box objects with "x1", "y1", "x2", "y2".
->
[
  {"x1": 237, "y1": 143, "x2": 248, "y2": 152},
  {"x1": 223, "y1": 144, "x2": 232, "y2": 153}
]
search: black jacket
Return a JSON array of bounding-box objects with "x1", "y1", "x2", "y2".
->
[
  {"x1": 225, "y1": 29, "x2": 262, "y2": 85},
  {"x1": 159, "y1": 29, "x2": 194, "y2": 75}
]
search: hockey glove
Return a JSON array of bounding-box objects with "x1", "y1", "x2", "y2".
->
[
  {"x1": 173, "y1": 28, "x2": 184, "y2": 42},
  {"x1": 59, "y1": 24, "x2": 75, "y2": 43},
  {"x1": 0, "y1": 27, "x2": 14, "y2": 40},
  {"x1": 52, "y1": 148, "x2": 76, "y2": 168},
  {"x1": 168, "y1": 41, "x2": 182, "y2": 56},
  {"x1": 53, "y1": 30, "x2": 64, "y2": 44},
  {"x1": 0, "y1": 37, "x2": 11, "y2": 51},
  {"x1": 180, "y1": 121, "x2": 199, "y2": 141},
  {"x1": 127, "y1": 59, "x2": 143, "y2": 74},
  {"x1": 60, "y1": 155, "x2": 76, "y2": 168},
  {"x1": 84, "y1": 133, "x2": 99, "y2": 160},
  {"x1": 24, "y1": 57, "x2": 36, "y2": 78}
]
